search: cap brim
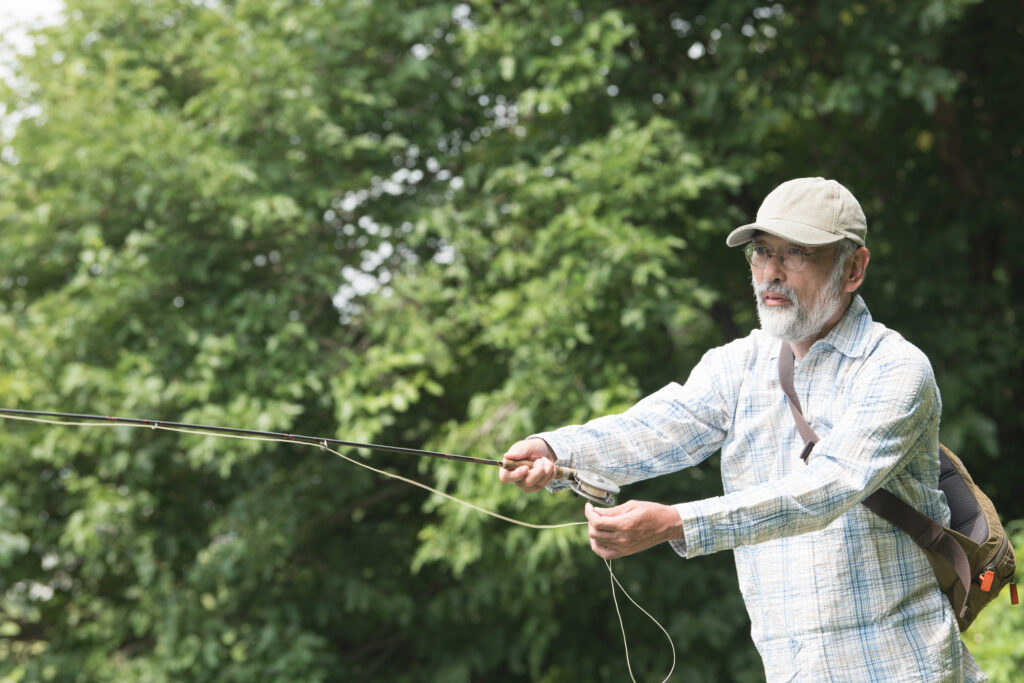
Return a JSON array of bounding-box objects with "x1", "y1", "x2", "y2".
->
[{"x1": 726, "y1": 219, "x2": 857, "y2": 248}]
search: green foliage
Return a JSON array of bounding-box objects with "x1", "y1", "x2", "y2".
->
[{"x1": 1, "y1": 0, "x2": 1021, "y2": 680}]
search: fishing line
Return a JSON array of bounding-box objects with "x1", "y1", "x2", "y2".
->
[
  {"x1": 0, "y1": 409, "x2": 620, "y2": 505},
  {"x1": 0, "y1": 409, "x2": 675, "y2": 680},
  {"x1": 607, "y1": 559, "x2": 677, "y2": 683},
  {"x1": 0, "y1": 411, "x2": 582, "y2": 530}
]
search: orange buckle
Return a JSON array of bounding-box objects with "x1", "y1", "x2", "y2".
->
[{"x1": 979, "y1": 569, "x2": 995, "y2": 592}]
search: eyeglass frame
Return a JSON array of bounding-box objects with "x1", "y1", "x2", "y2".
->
[{"x1": 743, "y1": 241, "x2": 829, "y2": 272}]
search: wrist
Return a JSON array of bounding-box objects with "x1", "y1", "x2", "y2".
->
[{"x1": 660, "y1": 503, "x2": 685, "y2": 543}]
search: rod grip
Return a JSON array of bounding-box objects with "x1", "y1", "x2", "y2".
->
[{"x1": 500, "y1": 459, "x2": 572, "y2": 481}]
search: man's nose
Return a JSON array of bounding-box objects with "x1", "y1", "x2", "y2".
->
[{"x1": 761, "y1": 252, "x2": 787, "y2": 281}]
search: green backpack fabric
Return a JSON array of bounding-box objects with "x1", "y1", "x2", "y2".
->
[
  {"x1": 924, "y1": 445, "x2": 1017, "y2": 630},
  {"x1": 778, "y1": 344, "x2": 1018, "y2": 631}
]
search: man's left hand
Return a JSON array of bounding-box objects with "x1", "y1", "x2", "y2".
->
[{"x1": 585, "y1": 500, "x2": 684, "y2": 560}]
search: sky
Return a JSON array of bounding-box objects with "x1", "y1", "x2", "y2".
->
[
  {"x1": 0, "y1": 0, "x2": 64, "y2": 141},
  {"x1": 0, "y1": 0, "x2": 64, "y2": 66}
]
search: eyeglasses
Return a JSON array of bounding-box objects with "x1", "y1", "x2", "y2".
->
[{"x1": 743, "y1": 243, "x2": 826, "y2": 271}]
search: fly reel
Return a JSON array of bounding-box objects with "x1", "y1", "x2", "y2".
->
[{"x1": 566, "y1": 470, "x2": 619, "y2": 506}]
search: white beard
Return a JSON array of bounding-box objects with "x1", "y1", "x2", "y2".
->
[{"x1": 753, "y1": 274, "x2": 845, "y2": 343}]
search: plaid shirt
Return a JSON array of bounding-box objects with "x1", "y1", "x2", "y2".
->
[{"x1": 539, "y1": 296, "x2": 985, "y2": 682}]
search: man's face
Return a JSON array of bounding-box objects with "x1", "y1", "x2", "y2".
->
[{"x1": 748, "y1": 234, "x2": 846, "y2": 343}]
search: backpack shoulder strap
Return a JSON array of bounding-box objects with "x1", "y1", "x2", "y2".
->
[
  {"x1": 861, "y1": 490, "x2": 973, "y2": 619},
  {"x1": 777, "y1": 342, "x2": 818, "y2": 462},
  {"x1": 776, "y1": 342, "x2": 972, "y2": 618}
]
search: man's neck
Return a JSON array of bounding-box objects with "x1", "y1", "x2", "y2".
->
[{"x1": 790, "y1": 294, "x2": 853, "y2": 361}]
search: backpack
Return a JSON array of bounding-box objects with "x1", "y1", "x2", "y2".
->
[{"x1": 778, "y1": 343, "x2": 1018, "y2": 631}]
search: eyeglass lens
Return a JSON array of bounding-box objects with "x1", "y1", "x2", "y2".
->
[{"x1": 746, "y1": 244, "x2": 805, "y2": 270}]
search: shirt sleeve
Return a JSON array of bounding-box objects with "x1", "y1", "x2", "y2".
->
[
  {"x1": 534, "y1": 339, "x2": 750, "y2": 487},
  {"x1": 676, "y1": 344, "x2": 941, "y2": 558}
]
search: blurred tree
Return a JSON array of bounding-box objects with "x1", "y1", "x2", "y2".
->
[{"x1": 0, "y1": 0, "x2": 1020, "y2": 681}]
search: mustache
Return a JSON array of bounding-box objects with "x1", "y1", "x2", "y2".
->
[{"x1": 755, "y1": 281, "x2": 799, "y2": 303}]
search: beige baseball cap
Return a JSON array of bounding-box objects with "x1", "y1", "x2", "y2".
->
[{"x1": 726, "y1": 177, "x2": 867, "y2": 247}]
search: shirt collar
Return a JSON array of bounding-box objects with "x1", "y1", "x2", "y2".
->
[
  {"x1": 820, "y1": 294, "x2": 872, "y2": 358},
  {"x1": 766, "y1": 294, "x2": 872, "y2": 360}
]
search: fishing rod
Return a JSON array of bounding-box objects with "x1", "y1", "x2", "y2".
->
[{"x1": 0, "y1": 408, "x2": 619, "y2": 505}]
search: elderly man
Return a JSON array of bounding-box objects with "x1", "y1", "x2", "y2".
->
[{"x1": 499, "y1": 178, "x2": 985, "y2": 681}]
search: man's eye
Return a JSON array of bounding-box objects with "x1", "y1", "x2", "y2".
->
[
  {"x1": 786, "y1": 248, "x2": 804, "y2": 258},
  {"x1": 754, "y1": 246, "x2": 769, "y2": 257}
]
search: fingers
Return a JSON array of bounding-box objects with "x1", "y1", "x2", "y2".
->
[
  {"x1": 584, "y1": 500, "x2": 629, "y2": 528},
  {"x1": 586, "y1": 502, "x2": 624, "y2": 558},
  {"x1": 501, "y1": 438, "x2": 553, "y2": 463},
  {"x1": 498, "y1": 439, "x2": 557, "y2": 492},
  {"x1": 590, "y1": 537, "x2": 620, "y2": 560},
  {"x1": 513, "y1": 457, "x2": 556, "y2": 491},
  {"x1": 497, "y1": 462, "x2": 540, "y2": 489},
  {"x1": 587, "y1": 502, "x2": 624, "y2": 558},
  {"x1": 497, "y1": 463, "x2": 526, "y2": 484},
  {"x1": 585, "y1": 501, "x2": 682, "y2": 560}
]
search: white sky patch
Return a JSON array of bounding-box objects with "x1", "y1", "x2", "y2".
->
[
  {"x1": 1, "y1": 0, "x2": 65, "y2": 148},
  {"x1": 0, "y1": 0, "x2": 65, "y2": 71},
  {"x1": 29, "y1": 581, "x2": 55, "y2": 601},
  {"x1": 0, "y1": 1, "x2": 64, "y2": 40},
  {"x1": 410, "y1": 43, "x2": 432, "y2": 60},
  {"x1": 433, "y1": 242, "x2": 455, "y2": 265},
  {"x1": 451, "y1": 3, "x2": 473, "y2": 28}
]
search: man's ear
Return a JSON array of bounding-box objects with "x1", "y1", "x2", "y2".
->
[{"x1": 843, "y1": 247, "x2": 870, "y2": 293}]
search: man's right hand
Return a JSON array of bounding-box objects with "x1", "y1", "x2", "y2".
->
[{"x1": 498, "y1": 438, "x2": 558, "y2": 492}]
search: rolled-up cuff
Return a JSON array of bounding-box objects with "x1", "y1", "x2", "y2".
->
[
  {"x1": 673, "y1": 498, "x2": 726, "y2": 558},
  {"x1": 669, "y1": 530, "x2": 688, "y2": 557}
]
